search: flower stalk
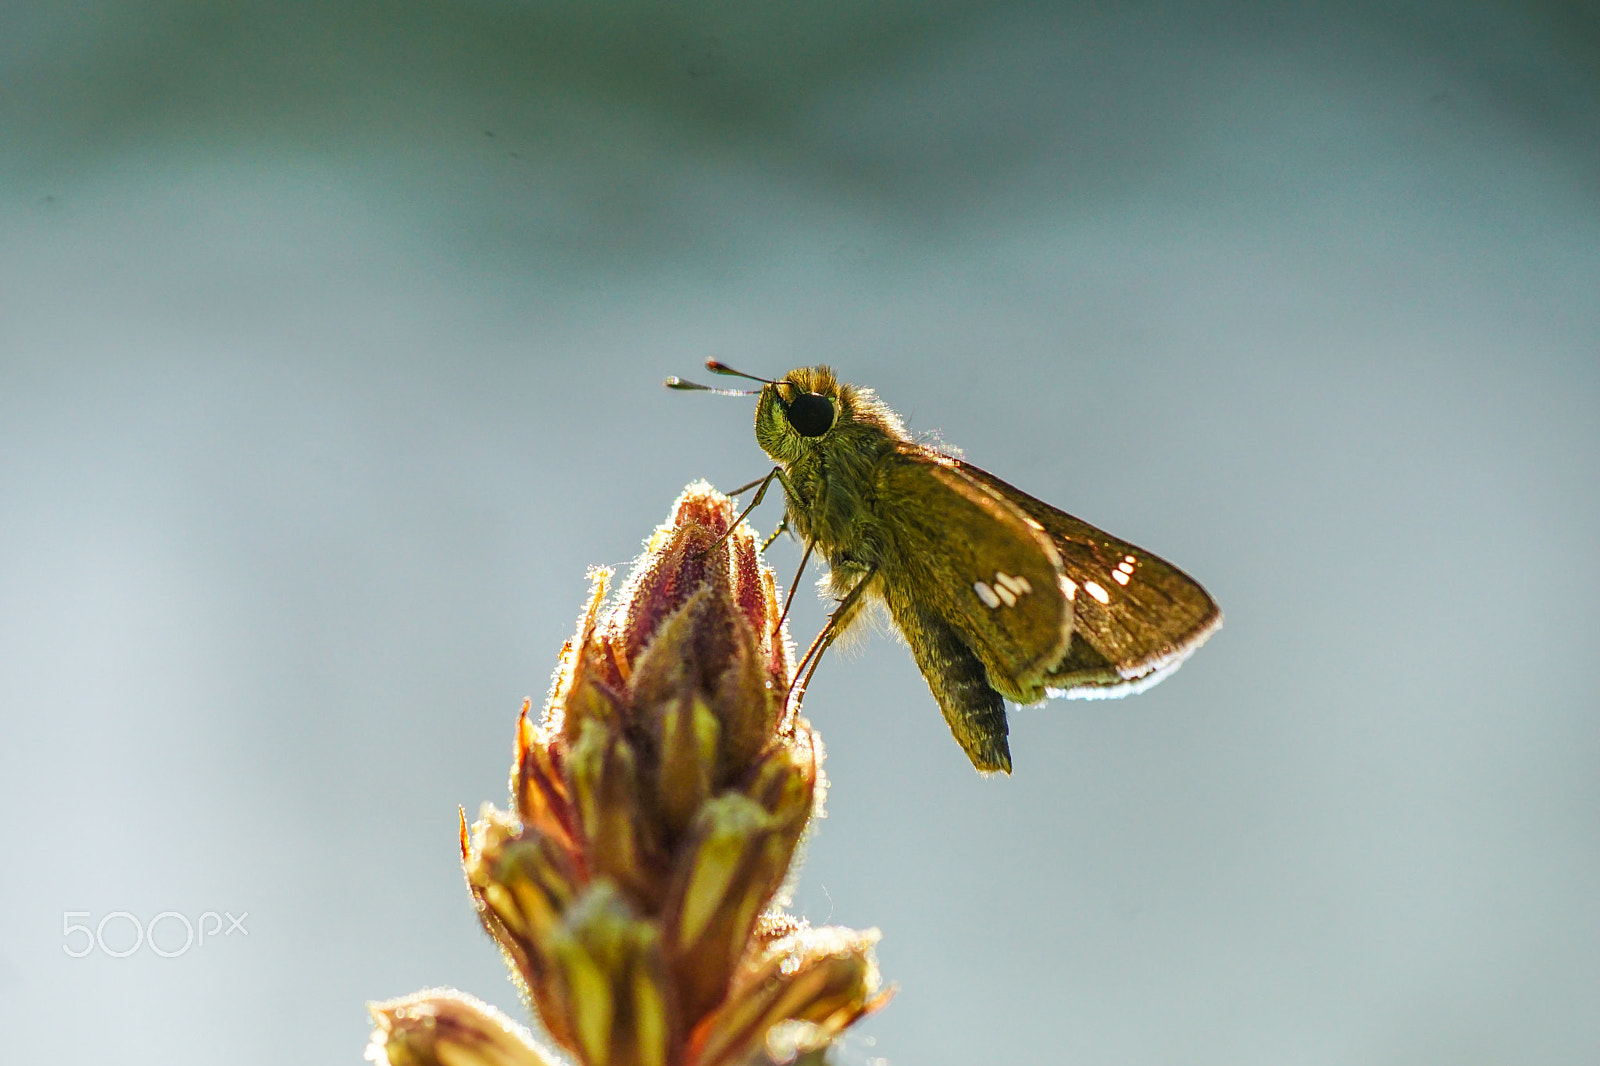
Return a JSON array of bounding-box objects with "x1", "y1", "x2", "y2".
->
[{"x1": 368, "y1": 482, "x2": 889, "y2": 1066}]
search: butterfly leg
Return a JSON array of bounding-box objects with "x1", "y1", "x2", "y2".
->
[
  {"x1": 704, "y1": 466, "x2": 782, "y2": 555},
  {"x1": 898, "y1": 607, "x2": 1012, "y2": 774},
  {"x1": 727, "y1": 471, "x2": 778, "y2": 497},
  {"x1": 789, "y1": 567, "x2": 876, "y2": 707},
  {"x1": 774, "y1": 535, "x2": 813, "y2": 635}
]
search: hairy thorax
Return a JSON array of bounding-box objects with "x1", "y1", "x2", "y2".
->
[{"x1": 807, "y1": 429, "x2": 895, "y2": 539}]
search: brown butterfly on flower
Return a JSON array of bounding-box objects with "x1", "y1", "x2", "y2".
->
[{"x1": 667, "y1": 361, "x2": 1221, "y2": 774}]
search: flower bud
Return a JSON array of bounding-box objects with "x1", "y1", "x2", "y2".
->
[
  {"x1": 740, "y1": 725, "x2": 822, "y2": 828},
  {"x1": 690, "y1": 926, "x2": 890, "y2": 1066},
  {"x1": 512, "y1": 700, "x2": 577, "y2": 856},
  {"x1": 365, "y1": 990, "x2": 556, "y2": 1066},
  {"x1": 566, "y1": 719, "x2": 669, "y2": 910},
  {"x1": 599, "y1": 484, "x2": 794, "y2": 774},
  {"x1": 659, "y1": 791, "x2": 807, "y2": 1021},
  {"x1": 461, "y1": 808, "x2": 583, "y2": 1049},
  {"x1": 552, "y1": 569, "x2": 626, "y2": 745},
  {"x1": 654, "y1": 695, "x2": 721, "y2": 836},
  {"x1": 373, "y1": 483, "x2": 885, "y2": 1066},
  {"x1": 546, "y1": 883, "x2": 677, "y2": 1066}
]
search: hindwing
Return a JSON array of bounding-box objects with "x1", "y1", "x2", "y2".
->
[{"x1": 953, "y1": 460, "x2": 1222, "y2": 696}]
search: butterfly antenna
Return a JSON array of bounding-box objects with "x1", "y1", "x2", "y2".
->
[
  {"x1": 704, "y1": 359, "x2": 778, "y2": 385},
  {"x1": 665, "y1": 358, "x2": 788, "y2": 396},
  {"x1": 663, "y1": 376, "x2": 759, "y2": 397}
]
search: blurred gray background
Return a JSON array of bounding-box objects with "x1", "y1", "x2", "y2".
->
[{"x1": 3, "y1": 1, "x2": 1597, "y2": 1063}]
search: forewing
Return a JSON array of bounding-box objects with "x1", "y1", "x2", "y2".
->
[
  {"x1": 954, "y1": 460, "x2": 1222, "y2": 696},
  {"x1": 876, "y1": 452, "x2": 1071, "y2": 692}
]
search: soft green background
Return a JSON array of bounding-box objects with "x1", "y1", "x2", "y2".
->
[{"x1": 3, "y1": 2, "x2": 1597, "y2": 1063}]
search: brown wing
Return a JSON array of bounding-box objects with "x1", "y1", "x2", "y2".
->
[
  {"x1": 953, "y1": 460, "x2": 1222, "y2": 697},
  {"x1": 873, "y1": 451, "x2": 1073, "y2": 696}
]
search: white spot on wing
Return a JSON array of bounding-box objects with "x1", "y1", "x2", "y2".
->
[
  {"x1": 1063, "y1": 578, "x2": 1078, "y2": 600},
  {"x1": 974, "y1": 581, "x2": 1001, "y2": 609},
  {"x1": 1117, "y1": 561, "x2": 1135, "y2": 575},
  {"x1": 993, "y1": 571, "x2": 1032, "y2": 598},
  {"x1": 994, "y1": 582, "x2": 1017, "y2": 607},
  {"x1": 1111, "y1": 569, "x2": 1130, "y2": 585},
  {"x1": 1084, "y1": 580, "x2": 1111, "y2": 604}
]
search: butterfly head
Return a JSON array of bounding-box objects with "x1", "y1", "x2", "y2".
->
[{"x1": 754, "y1": 366, "x2": 851, "y2": 462}]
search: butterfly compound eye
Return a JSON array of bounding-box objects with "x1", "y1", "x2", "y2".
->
[{"x1": 785, "y1": 392, "x2": 835, "y2": 437}]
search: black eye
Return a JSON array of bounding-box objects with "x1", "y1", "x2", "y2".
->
[{"x1": 785, "y1": 393, "x2": 835, "y2": 437}]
